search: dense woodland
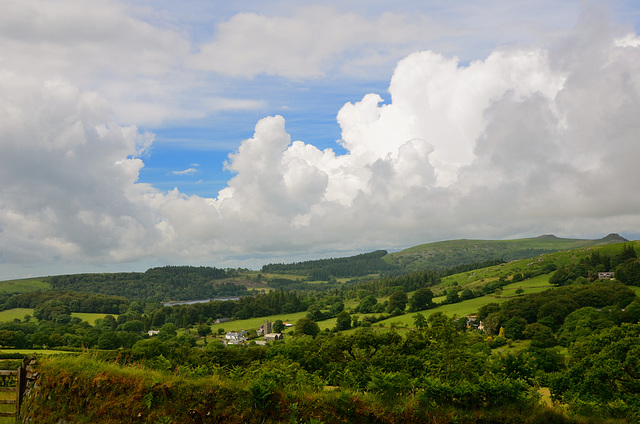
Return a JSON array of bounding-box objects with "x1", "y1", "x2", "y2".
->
[
  {"x1": 261, "y1": 250, "x2": 398, "y2": 279},
  {"x1": 46, "y1": 266, "x2": 250, "y2": 302},
  {"x1": 0, "y1": 290, "x2": 129, "y2": 315}
]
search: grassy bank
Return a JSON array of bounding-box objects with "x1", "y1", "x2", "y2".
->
[{"x1": 22, "y1": 354, "x2": 583, "y2": 424}]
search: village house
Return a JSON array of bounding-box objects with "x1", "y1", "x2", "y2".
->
[
  {"x1": 597, "y1": 272, "x2": 615, "y2": 280},
  {"x1": 464, "y1": 314, "x2": 484, "y2": 331},
  {"x1": 225, "y1": 331, "x2": 247, "y2": 345},
  {"x1": 258, "y1": 320, "x2": 285, "y2": 342},
  {"x1": 263, "y1": 333, "x2": 283, "y2": 342}
]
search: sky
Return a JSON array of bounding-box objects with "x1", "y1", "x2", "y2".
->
[{"x1": 2, "y1": 0, "x2": 640, "y2": 279}]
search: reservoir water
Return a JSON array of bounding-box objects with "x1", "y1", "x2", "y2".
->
[{"x1": 163, "y1": 297, "x2": 239, "y2": 306}]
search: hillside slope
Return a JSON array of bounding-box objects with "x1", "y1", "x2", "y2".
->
[{"x1": 384, "y1": 233, "x2": 628, "y2": 271}]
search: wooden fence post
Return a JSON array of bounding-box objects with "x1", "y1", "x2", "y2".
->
[{"x1": 15, "y1": 357, "x2": 28, "y2": 424}]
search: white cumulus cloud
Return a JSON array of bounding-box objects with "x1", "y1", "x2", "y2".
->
[
  {"x1": 205, "y1": 20, "x2": 640, "y2": 253},
  {"x1": 0, "y1": 75, "x2": 162, "y2": 267}
]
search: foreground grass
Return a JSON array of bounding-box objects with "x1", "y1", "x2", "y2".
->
[{"x1": 23, "y1": 354, "x2": 580, "y2": 424}]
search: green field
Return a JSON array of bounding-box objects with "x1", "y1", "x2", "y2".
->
[
  {"x1": 208, "y1": 311, "x2": 309, "y2": 334},
  {"x1": 0, "y1": 309, "x2": 111, "y2": 325},
  {"x1": 500, "y1": 274, "x2": 554, "y2": 295},
  {"x1": 373, "y1": 295, "x2": 510, "y2": 328},
  {"x1": 260, "y1": 272, "x2": 306, "y2": 281},
  {"x1": 0, "y1": 309, "x2": 34, "y2": 323},
  {"x1": 0, "y1": 279, "x2": 50, "y2": 294},
  {"x1": 70, "y1": 312, "x2": 114, "y2": 325}
]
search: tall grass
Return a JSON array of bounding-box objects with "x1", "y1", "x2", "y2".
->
[{"x1": 23, "y1": 354, "x2": 580, "y2": 424}]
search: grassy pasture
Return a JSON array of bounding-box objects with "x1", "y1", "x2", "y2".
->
[
  {"x1": 70, "y1": 312, "x2": 114, "y2": 325},
  {"x1": 260, "y1": 272, "x2": 306, "y2": 280},
  {"x1": 0, "y1": 309, "x2": 34, "y2": 323},
  {"x1": 374, "y1": 295, "x2": 511, "y2": 329},
  {"x1": 500, "y1": 274, "x2": 554, "y2": 295},
  {"x1": 501, "y1": 274, "x2": 552, "y2": 289},
  {"x1": 0, "y1": 279, "x2": 50, "y2": 294},
  {"x1": 440, "y1": 260, "x2": 553, "y2": 289},
  {"x1": 0, "y1": 309, "x2": 111, "y2": 325}
]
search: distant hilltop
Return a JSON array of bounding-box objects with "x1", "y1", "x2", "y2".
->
[
  {"x1": 598, "y1": 233, "x2": 629, "y2": 243},
  {"x1": 535, "y1": 233, "x2": 628, "y2": 242}
]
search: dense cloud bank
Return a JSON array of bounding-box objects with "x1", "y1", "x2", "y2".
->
[
  {"x1": 210, "y1": 23, "x2": 640, "y2": 252},
  {"x1": 1, "y1": 8, "x2": 640, "y2": 272}
]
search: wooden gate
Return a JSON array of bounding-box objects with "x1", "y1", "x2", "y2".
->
[{"x1": 0, "y1": 358, "x2": 29, "y2": 423}]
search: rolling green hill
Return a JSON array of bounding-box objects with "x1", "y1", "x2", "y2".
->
[
  {"x1": 257, "y1": 233, "x2": 629, "y2": 280},
  {"x1": 384, "y1": 233, "x2": 628, "y2": 271}
]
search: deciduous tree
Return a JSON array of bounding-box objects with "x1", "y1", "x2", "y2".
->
[
  {"x1": 409, "y1": 288, "x2": 434, "y2": 311},
  {"x1": 387, "y1": 290, "x2": 408, "y2": 313},
  {"x1": 294, "y1": 318, "x2": 320, "y2": 338}
]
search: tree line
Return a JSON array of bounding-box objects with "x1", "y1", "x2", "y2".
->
[
  {"x1": 261, "y1": 250, "x2": 398, "y2": 279},
  {"x1": 0, "y1": 290, "x2": 129, "y2": 315},
  {"x1": 47, "y1": 266, "x2": 249, "y2": 302}
]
